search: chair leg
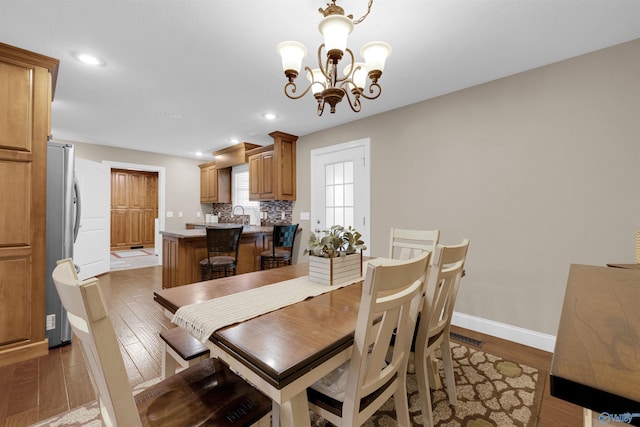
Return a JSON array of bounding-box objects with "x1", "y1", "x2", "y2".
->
[
  {"x1": 441, "y1": 339, "x2": 457, "y2": 405},
  {"x1": 393, "y1": 375, "x2": 411, "y2": 427},
  {"x1": 415, "y1": 349, "x2": 435, "y2": 427}
]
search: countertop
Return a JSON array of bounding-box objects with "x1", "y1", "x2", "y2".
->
[{"x1": 161, "y1": 224, "x2": 273, "y2": 239}]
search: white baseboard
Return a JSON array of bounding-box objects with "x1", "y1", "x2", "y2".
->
[{"x1": 451, "y1": 312, "x2": 556, "y2": 353}]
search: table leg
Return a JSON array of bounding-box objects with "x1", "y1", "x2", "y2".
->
[
  {"x1": 271, "y1": 402, "x2": 280, "y2": 427},
  {"x1": 278, "y1": 392, "x2": 311, "y2": 427}
]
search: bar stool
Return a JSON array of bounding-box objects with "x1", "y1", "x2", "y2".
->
[
  {"x1": 260, "y1": 224, "x2": 299, "y2": 270},
  {"x1": 200, "y1": 226, "x2": 243, "y2": 280}
]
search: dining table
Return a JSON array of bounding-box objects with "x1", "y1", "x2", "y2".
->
[
  {"x1": 153, "y1": 262, "x2": 366, "y2": 427},
  {"x1": 550, "y1": 264, "x2": 640, "y2": 426}
]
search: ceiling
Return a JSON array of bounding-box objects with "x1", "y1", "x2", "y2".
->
[{"x1": 2, "y1": 1, "x2": 639, "y2": 160}]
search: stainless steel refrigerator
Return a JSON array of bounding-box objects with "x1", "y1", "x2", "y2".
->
[{"x1": 45, "y1": 141, "x2": 81, "y2": 347}]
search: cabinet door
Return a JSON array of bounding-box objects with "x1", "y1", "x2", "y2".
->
[
  {"x1": 110, "y1": 210, "x2": 129, "y2": 248},
  {"x1": 200, "y1": 164, "x2": 218, "y2": 203},
  {"x1": 260, "y1": 151, "x2": 275, "y2": 199},
  {"x1": 142, "y1": 210, "x2": 156, "y2": 245},
  {"x1": 248, "y1": 154, "x2": 262, "y2": 200},
  {"x1": 111, "y1": 170, "x2": 129, "y2": 209},
  {"x1": 0, "y1": 47, "x2": 55, "y2": 365}
]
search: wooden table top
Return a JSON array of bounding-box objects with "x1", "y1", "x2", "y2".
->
[
  {"x1": 154, "y1": 263, "x2": 363, "y2": 389},
  {"x1": 550, "y1": 264, "x2": 640, "y2": 416}
]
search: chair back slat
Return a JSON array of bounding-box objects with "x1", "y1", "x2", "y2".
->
[{"x1": 389, "y1": 227, "x2": 440, "y2": 261}]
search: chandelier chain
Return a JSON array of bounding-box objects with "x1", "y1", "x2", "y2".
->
[{"x1": 353, "y1": 0, "x2": 374, "y2": 25}]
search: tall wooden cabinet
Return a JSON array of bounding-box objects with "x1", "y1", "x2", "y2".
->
[
  {"x1": 110, "y1": 169, "x2": 158, "y2": 249},
  {"x1": 0, "y1": 43, "x2": 59, "y2": 367},
  {"x1": 247, "y1": 131, "x2": 297, "y2": 201}
]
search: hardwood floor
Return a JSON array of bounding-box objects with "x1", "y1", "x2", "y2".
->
[{"x1": 0, "y1": 265, "x2": 583, "y2": 426}]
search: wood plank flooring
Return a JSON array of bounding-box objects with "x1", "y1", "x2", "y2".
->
[{"x1": 0, "y1": 265, "x2": 583, "y2": 426}]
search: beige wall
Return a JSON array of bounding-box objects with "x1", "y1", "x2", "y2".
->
[
  {"x1": 71, "y1": 142, "x2": 202, "y2": 230},
  {"x1": 293, "y1": 38, "x2": 640, "y2": 337}
]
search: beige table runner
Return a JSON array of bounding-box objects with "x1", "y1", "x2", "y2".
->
[{"x1": 173, "y1": 261, "x2": 374, "y2": 342}]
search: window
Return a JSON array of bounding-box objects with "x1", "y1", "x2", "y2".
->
[
  {"x1": 232, "y1": 164, "x2": 260, "y2": 225},
  {"x1": 324, "y1": 160, "x2": 355, "y2": 229}
]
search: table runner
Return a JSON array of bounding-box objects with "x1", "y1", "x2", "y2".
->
[{"x1": 173, "y1": 261, "x2": 374, "y2": 343}]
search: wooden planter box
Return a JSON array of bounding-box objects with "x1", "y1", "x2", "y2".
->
[{"x1": 308, "y1": 251, "x2": 363, "y2": 286}]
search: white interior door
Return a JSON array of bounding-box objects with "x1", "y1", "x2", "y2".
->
[
  {"x1": 74, "y1": 157, "x2": 110, "y2": 279},
  {"x1": 311, "y1": 138, "x2": 371, "y2": 254}
]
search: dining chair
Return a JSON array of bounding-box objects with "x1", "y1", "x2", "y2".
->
[
  {"x1": 306, "y1": 252, "x2": 431, "y2": 427},
  {"x1": 414, "y1": 239, "x2": 470, "y2": 427},
  {"x1": 389, "y1": 227, "x2": 440, "y2": 261},
  {"x1": 260, "y1": 223, "x2": 299, "y2": 270},
  {"x1": 200, "y1": 225, "x2": 243, "y2": 280},
  {"x1": 51, "y1": 258, "x2": 271, "y2": 427}
]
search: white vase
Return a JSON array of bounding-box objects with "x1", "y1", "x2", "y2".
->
[{"x1": 308, "y1": 251, "x2": 363, "y2": 285}]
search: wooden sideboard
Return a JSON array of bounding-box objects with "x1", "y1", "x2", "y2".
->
[{"x1": 161, "y1": 225, "x2": 274, "y2": 288}]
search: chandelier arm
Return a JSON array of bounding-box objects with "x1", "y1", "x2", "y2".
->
[
  {"x1": 342, "y1": 87, "x2": 362, "y2": 113},
  {"x1": 317, "y1": 44, "x2": 331, "y2": 81},
  {"x1": 335, "y1": 48, "x2": 356, "y2": 84},
  {"x1": 283, "y1": 71, "x2": 316, "y2": 100},
  {"x1": 358, "y1": 81, "x2": 382, "y2": 100}
]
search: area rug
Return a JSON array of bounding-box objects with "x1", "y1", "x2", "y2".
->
[
  {"x1": 110, "y1": 250, "x2": 158, "y2": 271},
  {"x1": 309, "y1": 342, "x2": 544, "y2": 427},
  {"x1": 29, "y1": 343, "x2": 544, "y2": 427},
  {"x1": 111, "y1": 249, "x2": 155, "y2": 258}
]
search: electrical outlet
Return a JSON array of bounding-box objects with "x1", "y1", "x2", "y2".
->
[
  {"x1": 281, "y1": 211, "x2": 286, "y2": 220},
  {"x1": 178, "y1": 211, "x2": 183, "y2": 218},
  {"x1": 196, "y1": 211, "x2": 201, "y2": 218},
  {"x1": 46, "y1": 314, "x2": 56, "y2": 330},
  {"x1": 167, "y1": 211, "x2": 173, "y2": 217}
]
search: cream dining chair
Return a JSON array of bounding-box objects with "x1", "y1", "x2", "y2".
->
[
  {"x1": 414, "y1": 239, "x2": 470, "y2": 427},
  {"x1": 388, "y1": 227, "x2": 440, "y2": 261},
  {"x1": 306, "y1": 252, "x2": 430, "y2": 427},
  {"x1": 51, "y1": 258, "x2": 271, "y2": 427}
]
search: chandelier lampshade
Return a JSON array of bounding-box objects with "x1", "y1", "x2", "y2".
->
[
  {"x1": 278, "y1": 0, "x2": 391, "y2": 116},
  {"x1": 277, "y1": 41, "x2": 308, "y2": 80},
  {"x1": 318, "y1": 15, "x2": 353, "y2": 59},
  {"x1": 361, "y1": 41, "x2": 392, "y2": 80}
]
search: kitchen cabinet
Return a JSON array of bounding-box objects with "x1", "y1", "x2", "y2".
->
[
  {"x1": 199, "y1": 162, "x2": 231, "y2": 203},
  {"x1": 247, "y1": 131, "x2": 297, "y2": 201},
  {"x1": 0, "y1": 43, "x2": 59, "y2": 367}
]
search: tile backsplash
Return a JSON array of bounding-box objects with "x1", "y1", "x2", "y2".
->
[{"x1": 210, "y1": 201, "x2": 294, "y2": 225}]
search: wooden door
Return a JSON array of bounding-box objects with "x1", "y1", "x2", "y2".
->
[
  {"x1": 110, "y1": 169, "x2": 158, "y2": 249},
  {"x1": 0, "y1": 43, "x2": 58, "y2": 367}
]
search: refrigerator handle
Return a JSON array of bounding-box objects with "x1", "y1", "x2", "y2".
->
[{"x1": 73, "y1": 175, "x2": 82, "y2": 243}]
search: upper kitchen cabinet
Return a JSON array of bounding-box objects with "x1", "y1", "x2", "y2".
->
[
  {"x1": 199, "y1": 162, "x2": 231, "y2": 203},
  {"x1": 0, "y1": 43, "x2": 59, "y2": 367},
  {"x1": 248, "y1": 131, "x2": 297, "y2": 201}
]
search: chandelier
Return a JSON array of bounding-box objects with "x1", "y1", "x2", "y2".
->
[{"x1": 277, "y1": 0, "x2": 391, "y2": 115}]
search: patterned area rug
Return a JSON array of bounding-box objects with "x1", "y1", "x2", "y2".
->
[
  {"x1": 310, "y1": 342, "x2": 544, "y2": 427},
  {"x1": 29, "y1": 343, "x2": 544, "y2": 427}
]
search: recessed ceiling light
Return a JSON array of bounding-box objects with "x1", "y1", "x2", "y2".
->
[
  {"x1": 164, "y1": 112, "x2": 182, "y2": 119},
  {"x1": 195, "y1": 151, "x2": 203, "y2": 157},
  {"x1": 230, "y1": 138, "x2": 240, "y2": 144},
  {"x1": 263, "y1": 113, "x2": 278, "y2": 120},
  {"x1": 71, "y1": 51, "x2": 107, "y2": 67}
]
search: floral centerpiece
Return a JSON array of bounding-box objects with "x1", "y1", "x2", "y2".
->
[{"x1": 306, "y1": 225, "x2": 366, "y2": 285}]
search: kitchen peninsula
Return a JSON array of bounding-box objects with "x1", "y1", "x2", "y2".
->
[{"x1": 161, "y1": 224, "x2": 274, "y2": 288}]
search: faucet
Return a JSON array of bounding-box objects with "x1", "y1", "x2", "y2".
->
[{"x1": 232, "y1": 205, "x2": 247, "y2": 225}]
